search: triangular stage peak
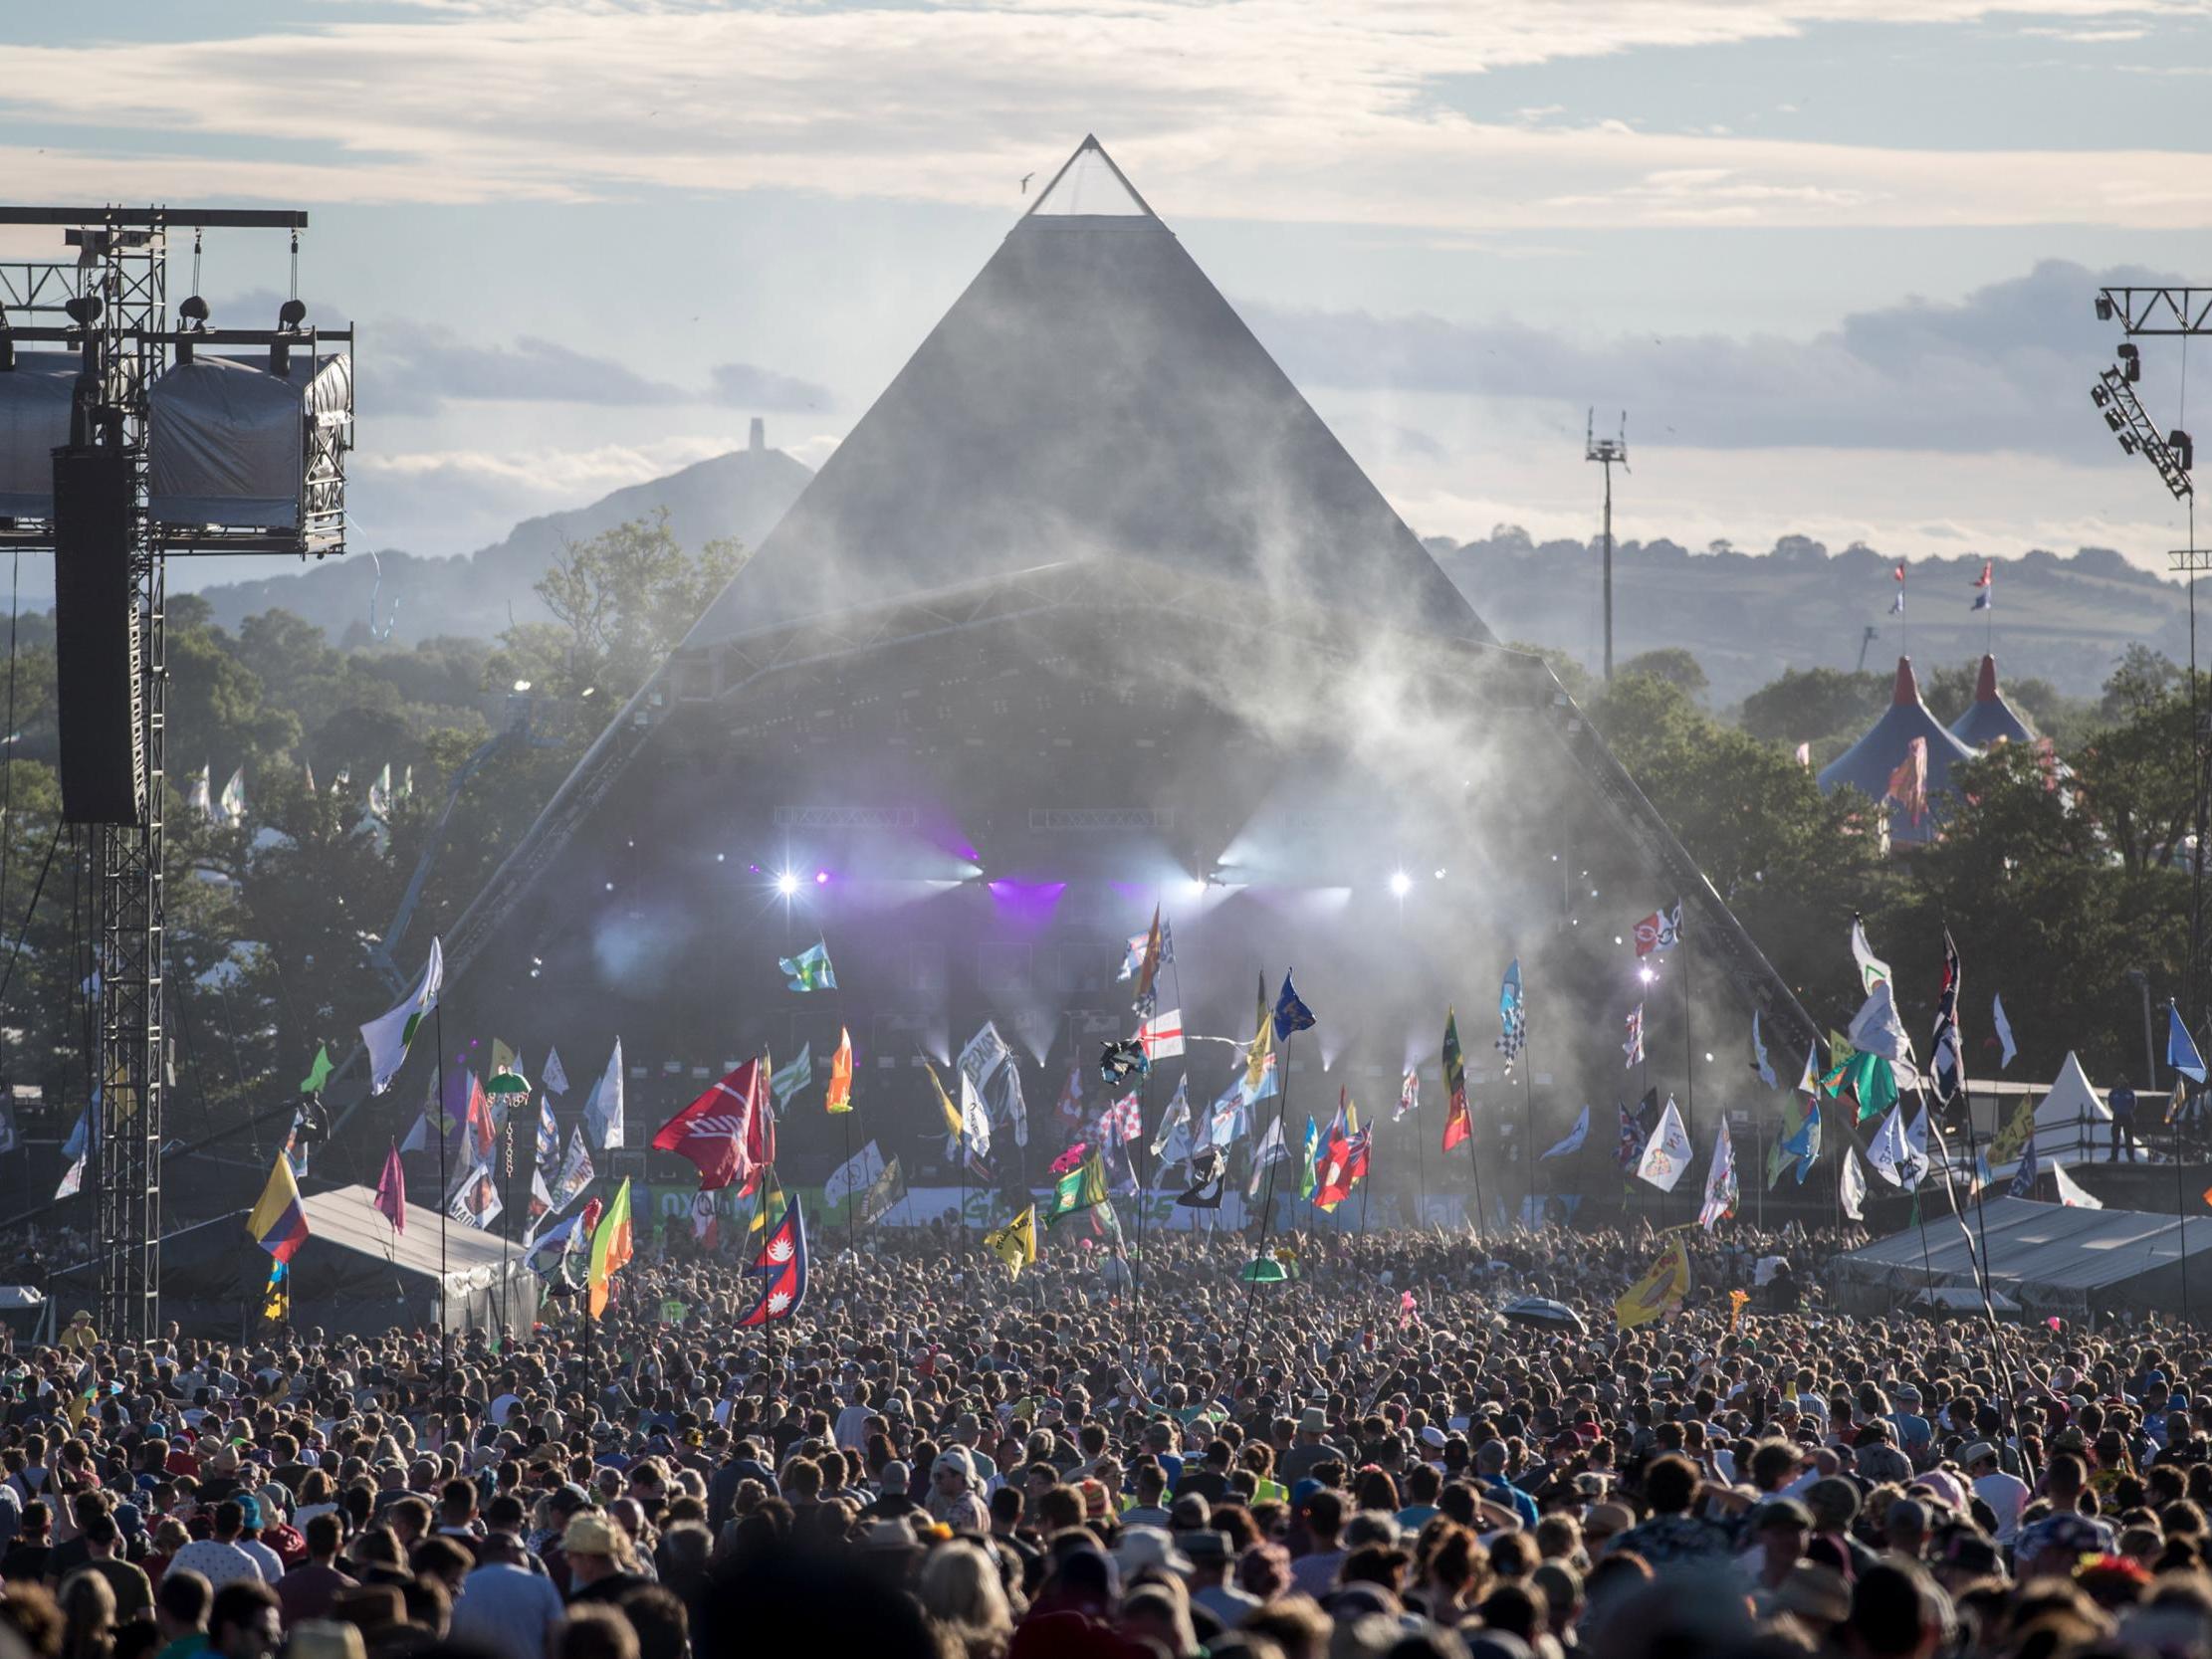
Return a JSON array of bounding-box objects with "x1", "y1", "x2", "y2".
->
[{"x1": 1027, "y1": 134, "x2": 1154, "y2": 219}]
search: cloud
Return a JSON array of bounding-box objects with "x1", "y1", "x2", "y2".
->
[
  {"x1": 1245, "y1": 259, "x2": 2185, "y2": 460},
  {"x1": 361, "y1": 320, "x2": 685, "y2": 416},
  {"x1": 2, "y1": 2, "x2": 2208, "y2": 228},
  {"x1": 706, "y1": 361, "x2": 832, "y2": 412}
]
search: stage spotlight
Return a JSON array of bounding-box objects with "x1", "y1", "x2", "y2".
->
[
  {"x1": 1638, "y1": 965, "x2": 1655, "y2": 984},
  {"x1": 1433, "y1": 869, "x2": 1446, "y2": 880},
  {"x1": 1390, "y1": 871, "x2": 1412, "y2": 898},
  {"x1": 814, "y1": 870, "x2": 830, "y2": 886},
  {"x1": 775, "y1": 871, "x2": 800, "y2": 897},
  {"x1": 1184, "y1": 878, "x2": 1207, "y2": 900},
  {"x1": 513, "y1": 679, "x2": 533, "y2": 692}
]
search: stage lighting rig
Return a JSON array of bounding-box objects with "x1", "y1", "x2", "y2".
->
[{"x1": 2092, "y1": 365, "x2": 2192, "y2": 501}]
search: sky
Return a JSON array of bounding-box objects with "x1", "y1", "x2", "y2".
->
[{"x1": 7, "y1": 0, "x2": 2212, "y2": 578}]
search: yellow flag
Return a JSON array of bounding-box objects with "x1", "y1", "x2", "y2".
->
[
  {"x1": 1616, "y1": 1235, "x2": 1692, "y2": 1329},
  {"x1": 751, "y1": 1172, "x2": 785, "y2": 1235},
  {"x1": 984, "y1": 1206, "x2": 1038, "y2": 1279},
  {"x1": 1988, "y1": 1097, "x2": 2037, "y2": 1167},
  {"x1": 1244, "y1": 980, "x2": 1273, "y2": 1091},
  {"x1": 492, "y1": 1037, "x2": 519, "y2": 1077},
  {"x1": 262, "y1": 1260, "x2": 290, "y2": 1326},
  {"x1": 827, "y1": 1028, "x2": 854, "y2": 1114},
  {"x1": 587, "y1": 1179, "x2": 633, "y2": 1318},
  {"x1": 927, "y1": 1063, "x2": 962, "y2": 1137}
]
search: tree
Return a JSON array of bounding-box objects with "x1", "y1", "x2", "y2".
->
[
  {"x1": 1619, "y1": 648, "x2": 1707, "y2": 698},
  {"x1": 1739, "y1": 668, "x2": 1888, "y2": 746},
  {"x1": 528, "y1": 511, "x2": 747, "y2": 703}
]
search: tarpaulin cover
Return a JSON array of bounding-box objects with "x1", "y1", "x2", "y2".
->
[
  {"x1": 148, "y1": 351, "x2": 350, "y2": 530},
  {"x1": 0, "y1": 354, "x2": 79, "y2": 518}
]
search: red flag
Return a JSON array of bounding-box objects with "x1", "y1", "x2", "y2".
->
[
  {"x1": 742, "y1": 1082, "x2": 778, "y2": 1197},
  {"x1": 1974, "y1": 559, "x2": 1992, "y2": 589},
  {"x1": 736, "y1": 1197, "x2": 808, "y2": 1326},
  {"x1": 373, "y1": 1140, "x2": 406, "y2": 1234},
  {"x1": 652, "y1": 1059, "x2": 764, "y2": 1191}
]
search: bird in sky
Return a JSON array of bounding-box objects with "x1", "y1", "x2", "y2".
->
[{"x1": 1020, "y1": 172, "x2": 1035, "y2": 194}]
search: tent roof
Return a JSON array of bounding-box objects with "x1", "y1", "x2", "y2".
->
[
  {"x1": 1950, "y1": 654, "x2": 2036, "y2": 747},
  {"x1": 1839, "y1": 1194, "x2": 2210, "y2": 1296},
  {"x1": 1816, "y1": 658, "x2": 1978, "y2": 843},
  {"x1": 679, "y1": 136, "x2": 1487, "y2": 654},
  {"x1": 300, "y1": 1184, "x2": 519, "y2": 1279}
]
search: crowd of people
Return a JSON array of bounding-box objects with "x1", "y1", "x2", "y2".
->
[{"x1": 0, "y1": 1218, "x2": 2202, "y2": 1659}]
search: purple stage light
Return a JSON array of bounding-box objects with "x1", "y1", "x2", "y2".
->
[{"x1": 814, "y1": 870, "x2": 830, "y2": 886}]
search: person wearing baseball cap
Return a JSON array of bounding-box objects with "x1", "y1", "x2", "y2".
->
[{"x1": 560, "y1": 1513, "x2": 648, "y2": 1606}]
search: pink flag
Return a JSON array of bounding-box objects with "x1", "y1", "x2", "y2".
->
[{"x1": 374, "y1": 1140, "x2": 406, "y2": 1233}]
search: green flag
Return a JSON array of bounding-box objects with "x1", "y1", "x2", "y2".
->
[
  {"x1": 771, "y1": 1043, "x2": 813, "y2": 1107},
  {"x1": 778, "y1": 941, "x2": 837, "y2": 992},
  {"x1": 1045, "y1": 1151, "x2": 1109, "y2": 1225},
  {"x1": 299, "y1": 1044, "x2": 333, "y2": 1096},
  {"x1": 1298, "y1": 1116, "x2": 1320, "y2": 1200}
]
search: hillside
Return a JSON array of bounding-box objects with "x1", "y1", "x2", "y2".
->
[
  {"x1": 1435, "y1": 531, "x2": 2192, "y2": 707},
  {"x1": 195, "y1": 427, "x2": 814, "y2": 646}
]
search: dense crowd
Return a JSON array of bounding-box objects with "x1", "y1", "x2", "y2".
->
[{"x1": 0, "y1": 1219, "x2": 2203, "y2": 1659}]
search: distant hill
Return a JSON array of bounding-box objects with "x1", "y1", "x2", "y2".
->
[
  {"x1": 195, "y1": 427, "x2": 814, "y2": 646},
  {"x1": 1432, "y1": 531, "x2": 2193, "y2": 707}
]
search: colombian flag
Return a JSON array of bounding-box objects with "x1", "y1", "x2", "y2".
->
[{"x1": 247, "y1": 1154, "x2": 311, "y2": 1264}]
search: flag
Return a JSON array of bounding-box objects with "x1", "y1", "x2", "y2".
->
[
  {"x1": 691, "y1": 1189, "x2": 720, "y2": 1251},
  {"x1": 957, "y1": 1069, "x2": 994, "y2": 1160},
  {"x1": 1495, "y1": 958, "x2": 1526, "y2": 1069},
  {"x1": 927, "y1": 1062, "x2": 963, "y2": 1138},
  {"x1": 1136, "y1": 1008, "x2": 1186, "y2": 1061},
  {"x1": 1697, "y1": 1121, "x2": 1737, "y2": 1230},
  {"x1": 736, "y1": 1197, "x2": 810, "y2": 1325},
  {"x1": 1247, "y1": 1115, "x2": 1288, "y2": 1197},
  {"x1": 1636, "y1": 1098, "x2": 1691, "y2": 1191},
  {"x1": 1852, "y1": 917, "x2": 1890, "y2": 994},
  {"x1": 985, "y1": 1206, "x2": 1038, "y2": 1277},
  {"x1": 1794, "y1": 741, "x2": 1811, "y2": 767},
  {"x1": 1885, "y1": 737, "x2": 1929, "y2": 826},
  {"x1": 2170, "y1": 1078, "x2": 2193, "y2": 1127},
  {"x1": 1889, "y1": 560, "x2": 1906, "y2": 614},
  {"x1": 1150, "y1": 1074, "x2": 1193, "y2": 1156},
  {"x1": 1623, "y1": 1002, "x2": 1645, "y2": 1069},
  {"x1": 1098, "y1": 1091, "x2": 1143, "y2": 1144},
  {"x1": 1796, "y1": 1040, "x2": 1821, "y2": 1096},
  {"x1": 1178, "y1": 1146, "x2": 1228, "y2": 1209},
  {"x1": 1272, "y1": 970, "x2": 1315, "y2": 1043},
  {"x1": 1045, "y1": 1151, "x2": 1109, "y2": 1224},
  {"x1": 262, "y1": 1259, "x2": 289, "y2": 1326},
  {"x1": 367, "y1": 763, "x2": 391, "y2": 819},
  {"x1": 300, "y1": 1044, "x2": 334, "y2": 1096},
  {"x1": 1056, "y1": 1065, "x2": 1085, "y2": 1128},
  {"x1": 1617, "y1": 1235, "x2": 1692, "y2": 1329},
  {"x1": 399, "y1": 1109, "x2": 434, "y2": 1155},
  {"x1": 2052, "y1": 1158, "x2": 2102, "y2": 1209},
  {"x1": 1297, "y1": 1115, "x2": 1322, "y2": 1200},
  {"x1": 526, "y1": 1198, "x2": 598, "y2": 1276},
  {"x1": 446, "y1": 1163, "x2": 503, "y2": 1230},
  {"x1": 1632, "y1": 903, "x2": 1681, "y2": 957},
  {"x1": 1131, "y1": 907, "x2": 1169, "y2": 1012},
  {"x1": 1841, "y1": 1146, "x2": 1869, "y2": 1219},
  {"x1": 2008, "y1": 1133, "x2": 2041, "y2": 1198},
  {"x1": 1972, "y1": 560, "x2": 1993, "y2": 611},
  {"x1": 534, "y1": 1097, "x2": 559, "y2": 1175},
  {"x1": 1542, "y1": 1105, "x2": 1590, "y2": 1160},
  {"x1": 1779, "y1": 1101, "x2": 1822, "y2": 1185},
  {"x1": 55, "y1": 1154, "x2": 85, "y2": 1199},
  {"x1": 1441, "y1": 1009, "x2": 1470, "y2": 1151},
  {"x1": 1315, "y1": 1093, "x2": 1370, "y2": 1211},
  {"x1": 652, "y1": 1059, "x2": 764, "y2": 1191},
  {"x1": 374, "y1": 1141, "x2": 406, "y2": 1233},
  {"x1": 778, "y1": 940, "x2": 837, "y2": 992},
  {"x1": 587, "y1": 1179, "x2": 634, "y2": 1317},
  {"x1": 2171, "y1": 1005, "x2": 2207, "y2": 1085},
  {"x1": 824, "y1": 1027, "x2": 855, "y2": 1114},
  {"x1": 359, "y1": 938, "x2": 444, "y2": 1096},
  {"x1": 1615, "y1": 1104, "x2": 1644, "y2": 1172},
  {"x1": 825, "y1": 1139, "x2": 888, "y2": 1210},
  {"x1": 584, "y1": 1039, "x2": 624, "y2": 1149},
  {"x1": 553, "y1": 1129, "x2": 595, "y2": 1209},
  {"x1": 994, "y1": 1062, "x2": 1029, "y2": 1148},
  {"x1": 1751, "y1": 1010, "x2": 1777, "y2": 1090},
  {"x1": 959, "y1": 1021, "x2": 1011, "y2": 1091},
  {"x1": 1992, "y1": 994, "x2": 2017, "y2": 1069},
  {"x1": 1397, "y1": 1070, "x2": 1419, "y2": 1121},
  {"x1": 1931, "y1": 930, "x2": 1964, "y2": 1109},
  {"x1": 1868, "y1": 1103, "x2": 1927, "y2": 1190},
  {"x1": 526, "y1": 1166, "x2": 555, "y2": 1231},
  {"x1": 1989, "y1": 1097, "x2": 2036, "y2": 1168},
  {"x1": 188, "y1": 764, "x2": 212, "y2": 821},
  {"x1": 541, "y1": 1047, "x2": 569, "y2": 1096},
  {"x1": 1244, "y1": 976, "x2": 1274, "y2": 1091},
  {"x1": 248, "y1": 1154, "x2": 312, "y2": 1263},
  {"x1": 771, "y1": 1043, "x2": 813, "y2": 1109},
  {"x1": 1849, "y1": 980, "x2": 1916, "y2": 1071},
  {"x1": 1206, "y1": 1081, "x2": 1247, "y2": 1149},
  {"x1": 219, "y1": 766, "x2": 246, "y2": 824}
]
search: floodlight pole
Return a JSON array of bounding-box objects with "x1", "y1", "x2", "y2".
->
[{"x1": 1585, "y1": 411, "x2": 1628, "y2": 681}]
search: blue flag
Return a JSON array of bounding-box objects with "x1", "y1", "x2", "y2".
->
[
  {"x1": 1495, "y1": 958, "x2": 1526, "y2": 1067},
  {"x1": 2009, "y1": 1133, "x2": 2040, "y2": 1198},
  {"x1": 2170, "y1": 1004, "x2": 2206, "y2": 1085},
  {"x1": 1780, "y1": 1106, "x2": 1821, "y2": 1184},
  {"x1": 779, "y1": 941, "x2": 837, "y2": 993},
  {"x1": 1273, "y1": 969, "x2": 1315, "y2": 1043},
  {"x1": 1751, "y1": 1009, "x2": 1777, "y2": 1090}
]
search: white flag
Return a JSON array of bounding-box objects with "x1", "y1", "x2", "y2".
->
[
  {"x1": 542, "y1": 1047, "x2": 569, "y2": 1096},
  {"x1": 1136, "y1": 1008, "x2": 1187, "y2": 1061},
  {"x1": 960, "y1": 1021, "x2": 1011, "y2": 1090},
  {"x1": 1992, "y1": 994, "x2": 2018, "y2": 1069},
  {"x1": 1637, "y1": 1098, "x2": 1692, "y2": 1191},
  {"x1": 447, "y1": 1163, "x2": 503, "y2": 1230},
  {"x1": 1840, "y1": 1146, "x2": 1869, "y2": 1220},
  {"x1": 959, "y1": 1069, "x2": 993, "y2": 1159},
  {"x1": 584, "y1": 1039, "x2": 624, "y2": 1150},
  {"x1": 398, "y1": 1110, "x2": 436, "y2": 1154},
  {"x1": 219, "y1": 766, "x2": 246, "y2": 825},
  {"x1": 1247, "y1": 1115, "x2": 1288, "y2": 1197},
  {"x1": 1150, "y1": 1075, "x2": 1193, "y2": 1157},
  {"x1": 826, "y1": 1140, "x2": 887, "y2": 1208},
  {"x1": 55, "y1": 1153, "x2": 85, "y2": 1199},
  {"x1": 1697, "y1": 1121, "x2": 1737, "y2": 1231},
  {"x1": 1868, "y1": 1103, "x2": 1928, "y2": 1191},
  {"x1": 1851, "y1": 917, "x2": 1890, "y2": 993},
  {"x1": 2052, "y1": 1157, "x2": 2103, "y2": 1209},
  {"x1": 1541, "y1": 1105, "x2": 1590, "y2": 1160},
  {"x1": 188, "y1": 764, "x2": 213, "y2": 822},
  {"x1": 358, "y1": 938, "x2": 444, "y2": 1096}
]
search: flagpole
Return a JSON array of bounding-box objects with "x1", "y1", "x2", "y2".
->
[
  {"x1": 1522, "y1": 1056, "x2": 1537, "y2": 1230},
  {"x1": 1415, "y1": 1077, "x2": 1428, "y2": 1229},
  {"x1": 1681, "y1": 936, "x2": 1695, "y2": 1156},
  {"x1": 434, "y1": 1002, "x2": 449, "y2": 1388},
  {"x1": 499, "y1": 1107, "x2": 516, "y2": 1339},
  {"x1": 1241, "y1": 1016, "x2": 1291, "y2": 1359}
]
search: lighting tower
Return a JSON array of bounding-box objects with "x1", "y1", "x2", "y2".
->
[
  {"x1": 0, "y1": 206, "x2": 351, "y2": 1340},
  {"x1": 1586, "y1": 409, "x2": 1628, "y2": 681},
  {"x1": 2092, "y1": 284, "x2": 2207, "y2": 1024}
]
